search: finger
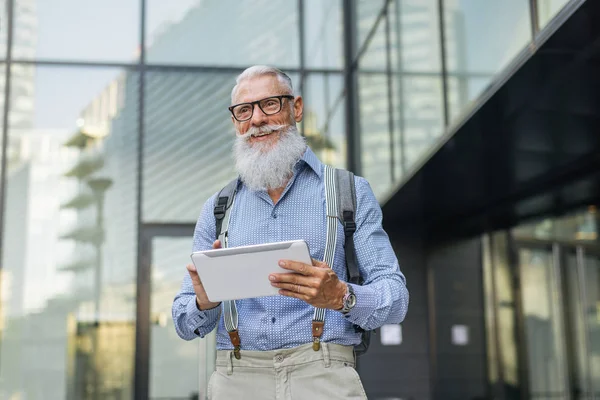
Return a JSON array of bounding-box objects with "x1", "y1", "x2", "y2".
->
[
  {"x1": 269, "y1": 273, "x2": 317, "y2": 287},
  {"x1": 311, "y1": 258, "x2": 329, "y2": 268},
  {"x1": 278, "y1": 289, "x2": 309, "y2": 302},
  {"x1": 271, "y1": 282, "x2": 316, "y2": 296},
  {"x1": 212, "y1": 240, "x2": 222, "y2": 249},
  {"x1": 186, "y1": 264, "x2": 201, "y2": 284},
  {"x1": 278, "y1": 260, "x2": 314, "y2": 275}
]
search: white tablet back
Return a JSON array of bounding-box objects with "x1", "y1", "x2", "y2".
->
[{"x1": 190, "y1": 240, "x2": 312, "y2": 302}]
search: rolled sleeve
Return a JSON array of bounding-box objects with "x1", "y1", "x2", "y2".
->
[
  {"x1": 345, "y1": 177, "x2": 409, "y2": 330},
  {"x1": 172, "y1": 193, "x2": 222, "y2": 340}
]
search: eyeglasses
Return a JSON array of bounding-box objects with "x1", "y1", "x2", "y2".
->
[{"x1": 228, "y1": 95, "x2": 294, "y2": 122}]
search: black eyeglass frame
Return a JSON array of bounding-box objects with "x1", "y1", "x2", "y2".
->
[{"x1": 228, "y1": 95, "x2": 295, "y2": 122}]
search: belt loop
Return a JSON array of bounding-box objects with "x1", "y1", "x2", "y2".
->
[
  {"x1": 227, "y1": 351, "x2": 234, "y2": 375},
  {"x1": 322, "y1": 342, "x2": 331, "y2": 368}
]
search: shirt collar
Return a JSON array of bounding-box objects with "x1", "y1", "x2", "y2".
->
[{"x1": 296, "y1": 146, "x2": 323, "y2": 178}]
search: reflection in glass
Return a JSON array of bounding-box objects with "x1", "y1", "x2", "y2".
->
[
  {"x1": 443, "y1": 0, "x2": 532, "y2": 122},
  {"x1": 537, "y1": 0, "x2": 571, "y2": 29},
  {"x1": 491, "y1": 232, "x2": 520, "y2": 398},
  {"x1": 357, "y1": 0, "x2": 387, "y2": 56},
  {"x1": 566, "y1": 250, "x2": 600, "y2": 397},
  {"x1": 359, "y1": 12, "x2": 387, "y2": 71},
  {"x1": 304, "y1": 0, "x2": 343, "y2": 69},
  {"x1": 397, "y1": 76, "x2": 444, "y2": 171},
  {"x1": 14, "y1": 0, "x2": 139, "y2": 62},
  {"x1": 0, "y1": 66, "x2": 138, "y2": 399},
  {"x1": 358, "y1": 73, "x2": 391, "y2": 199},
  {"x1": 519, "y1": 247, "x2": 568, "y2": 398},
  {"x1": 303, "y1": 74, "x2": 347, "y2": 169},
  {"x1": 390, "y1": 0, "x2": 442, "y2": 73},
  {"x1": 0, "y1": 0, "x2": 8, "y2": 59},
  {"x1": 513, "y1": 206, "x2": 599, "y2": 243},
  {"x1": 142, "y1": 71, "x2": 237, "y2": 223},
  {"x1": 150, "y1": 237, "x2": 210, "y2": 399},
  {"x1": 146, "y1": 0, "x2": 299, "y2": 67}
]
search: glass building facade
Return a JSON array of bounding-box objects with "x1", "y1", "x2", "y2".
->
[{"x1": 0, "y1": 0, "x2": 575, "y2": 399}]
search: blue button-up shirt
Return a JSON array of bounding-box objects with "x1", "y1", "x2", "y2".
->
[{"x1": 172, "y1": 147, "x2": 409, "y2": 350}]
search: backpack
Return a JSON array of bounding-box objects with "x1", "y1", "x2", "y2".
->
[{"x1": 213, "y1": 167, "x2": 371, "y2": 356}]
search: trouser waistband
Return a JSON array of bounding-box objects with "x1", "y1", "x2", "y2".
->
[{"x1": 216, "y1": 343, "x2": 355, "y2": 375}]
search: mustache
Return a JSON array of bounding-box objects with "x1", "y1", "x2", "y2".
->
[{"x1": 236, "y1": 124, "x2": 288, "y2": 140}]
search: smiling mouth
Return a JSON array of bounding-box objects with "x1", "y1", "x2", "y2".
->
[{"x1": 252, "y1": 130, "x2": 274, "y2": 138}]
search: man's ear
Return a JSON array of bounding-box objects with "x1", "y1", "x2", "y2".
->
[{"x1": 293, "y1": 96, "x2": 304, "y2": 123}]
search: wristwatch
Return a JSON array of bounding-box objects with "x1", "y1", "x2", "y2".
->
[{"x1": 340, "y1": 284, "x2": 356, "y2": 314}]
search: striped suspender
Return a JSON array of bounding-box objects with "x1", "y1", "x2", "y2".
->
[
  {"x1": 218, "y1": 165, "x2": 339, "y2": 358},
  {"x1": 311, "y1": 165, "x2": 338, "y2": 351},
  {"x1": 216, "y1": 180, "x2": 243, "y2": 359}
]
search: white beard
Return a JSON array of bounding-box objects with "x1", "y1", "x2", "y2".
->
[{"x1": 234, "y1": 124, "x2": 307, "y2": 191}]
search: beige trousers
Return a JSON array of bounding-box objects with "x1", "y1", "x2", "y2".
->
[{"x1": 208, "y1": 343, "x2": 368, "y2": 400}]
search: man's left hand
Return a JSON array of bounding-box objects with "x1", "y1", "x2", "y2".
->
[{"x1": 269, "y1": 259, "x2": 347, "y2": 310}]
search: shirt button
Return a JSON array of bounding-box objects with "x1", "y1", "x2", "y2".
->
[{"x1": 272, "y1": 213, "x2": 277, "y2": 219}]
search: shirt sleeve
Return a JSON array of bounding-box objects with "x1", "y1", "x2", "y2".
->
[
  {"x1": 172, "y1": 193, "x2": 223, "y2": 340},
  {"x1": 340, "y1": 176, "x2": 409, "y2": 331}
]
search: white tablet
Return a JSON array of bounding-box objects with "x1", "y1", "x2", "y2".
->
[{"x1": 190, "y1": 240, "x2": 312, "y2": 302}]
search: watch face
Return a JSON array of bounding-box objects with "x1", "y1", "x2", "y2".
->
[{"x1": 346, "y1": 294, "x2": 356, "y2": 309}]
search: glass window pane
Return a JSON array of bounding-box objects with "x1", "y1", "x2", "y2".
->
[
  {"x1": 143, "y1": 70, "x2": 303, "y2": 223},
  {"x1": 303, "y1": 74, "x2": 346, "y2": 169},
  {"x1": 537, "y1": 0, "x2": 571, "y2": 29},
  {"x1": 391, "y1": 0, "x2": 442, "y2": 73},
  {"x1": 357, "y1": 0, "x2": 386, "y2": 55},
  {"x1": 358, "y1": 73, "x2": 391, "y2": 199},
  {"x1": 0, "y1": 65, "x2": 139, "y2": 399},
  {"x1": 443, "y1": 0, "x2": 532, "y2": 122},
  {"x1": 399, "y1": 76, "x2": 445, "y2": 172},
  {"x1": 146, "y1": 0, "x2": 300, "y2": 67},
  {"x1": 359, "y1": 11, "x2": 386, "y2": 71},
  {"x1": 14, "y1": 0, "x2": 140, "y2": 62},
  {"x1": 519, "y1": 247, "x2": 568, "y2": 397},
  {"x1": 304, "y1": 0, "x2": 344, "y2": 69},
  {"x1": 0, "y1": 0, "x2": 8, "y2": 59},
  {"x1": 151, "y1": 237, "x2": 209, "y2": 399},
  {"x1": 143, "y1": 71, "x2": 236, "y2": 223}
]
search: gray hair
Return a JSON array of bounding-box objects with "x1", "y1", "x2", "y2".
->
[{"x1": 231, "y1": 65, "x2": 294, "y2": 103}]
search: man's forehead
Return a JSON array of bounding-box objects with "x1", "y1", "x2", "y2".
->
[{"x1": 234, "y1": 75, "x2": 287, "y2": 104}]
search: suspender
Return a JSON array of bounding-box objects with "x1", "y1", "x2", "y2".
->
[
  {"x1": 311, "y1": 165, "x2": 338, "y2": 351},
  {"x1": 214, "y1": 165, "x2": 359, "y2": 358},
  {"x1": 213, "y1": 178, "x2": 242, "y2": 359}
]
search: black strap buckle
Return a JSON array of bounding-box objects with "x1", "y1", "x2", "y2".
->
[{"x1": 214, "y1": 197, "x2": 228, "y2": 220}]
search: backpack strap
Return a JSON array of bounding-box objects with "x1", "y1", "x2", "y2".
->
[
  {"x1": 214, "y1": 178, "x2": 242, "y2": 359},
  {"x1": 334, "y1": 169, "x2": 361, "y2": 285},
  {"x1": 214, "y1": 178, "x2": 238, "y2": 248},
  {"x1": 335, "y1": 168, "x2": 371, "y2": 356}
]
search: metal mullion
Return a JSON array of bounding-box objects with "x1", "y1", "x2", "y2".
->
[
  {"x1": 384, "y1": 4, "x2": 395, "y2": 183},
  {"x1": 576, "y1": 246, "x2": 594, "y2": 399},
  {"x1": 437, "y1": 0, "x2": 449, "y2": 127},
  {"x1": 529, "y1": 0, "x2": 540, "y2": 38},
  {"x1": 342, "y1": 0, "x2": 361, "y2": 174},
  {"x1": 551, "y1": 243, "x2": 571, "y2": 400},
  {"x1": 393, "y1": 0, "x2": 406, "y2": 175},
  {"x1": 134, "y1": 0, "x2": 148, "y2": 398},
  {"x1": 507, "y1": 231, "x2": 531, "y2": 399},
  {"x1": 298, "y1": 0, "x2": 307, "y2": 137},
  {"x1": 0, "y1": 0, "x2": 14, "y2": 299}
]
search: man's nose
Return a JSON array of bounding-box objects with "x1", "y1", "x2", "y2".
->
[{"x1": 250, "y1": 103, "x2": 268, "y2": 126}]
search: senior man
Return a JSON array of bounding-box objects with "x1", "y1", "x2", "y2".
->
[{"x1": 173, "y1": 65, "x2": 409, "y2": 399}]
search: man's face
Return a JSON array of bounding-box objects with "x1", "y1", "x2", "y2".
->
[{"x1": 231, "y1": 75, "x2": 303, "y2": 148}]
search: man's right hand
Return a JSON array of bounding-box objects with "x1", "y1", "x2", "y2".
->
[{"x1": 186, "y1": 240, "x2": 221, "y2": 311}]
